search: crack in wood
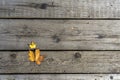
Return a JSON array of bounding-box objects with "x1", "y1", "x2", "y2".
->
[
  {"x1": 15, "y1": 2, "x2": 60, "y2": 10},
  {"x1": 0, "y1": 8, "x2": 16, "y2": 12},
  {"x1": 97, "y1": 34, "x2": 120, "y2": 39}
]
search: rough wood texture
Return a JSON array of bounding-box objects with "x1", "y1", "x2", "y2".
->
[
  {"x1": 0, "y1": 74, "x2": 118, "y2": 80},
  {"x1": 1, "y1": 51, "x2": 120, "y2": 73},
  {"x1": 0, "y1": 0, "x2": 120, "y2": 18},
  {"x1": 1, "y1": 20, "x2": 120, "y2": 50}
]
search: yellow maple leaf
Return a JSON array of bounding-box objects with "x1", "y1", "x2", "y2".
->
[{"x1": 29, "y1": 42, "x2": 36, "y2": 49}]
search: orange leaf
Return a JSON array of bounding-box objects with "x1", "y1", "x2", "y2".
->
[
  {"x1": 35, "y1": 49, "x2": 40, "y2": 61},
  {"x1": 39, "y1": 56, "x2": 44, "y2": 61},
  {"x1": 36, "y1": 57, "x2": 41, "y2": 65},
  {"x1": 35, "y1": 49, "x2": 44, "y2": 65}
]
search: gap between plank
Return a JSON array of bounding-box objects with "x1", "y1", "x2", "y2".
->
[
  {"x1": 0, "y1": 73, "x2": 119, "y2": 75},
  {"x1": 1, "y1": 18, "x2": 120, "y2": 20},
  {"x1": 1, "y1": 50, "x2": 120, "y2": 52}
]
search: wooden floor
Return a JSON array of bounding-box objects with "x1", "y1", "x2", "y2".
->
[{"x1": 1, "y1": 0, "x2": 120, "y2": 80}]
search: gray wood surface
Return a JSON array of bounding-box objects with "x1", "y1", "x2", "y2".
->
[
  {"x1": 0, "y1": 0, "x2": 120, "y2": 18},
  {"x1": 0, "y1": 74, "x2": 118, "y2": 80},
  {"x1": 1, "y1": 51, "x2": 120, "y2": 73},
  {"x1": 1, "y1": 20, "x2": 120, "y2": 50}
]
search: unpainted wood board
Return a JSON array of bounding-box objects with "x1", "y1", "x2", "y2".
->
[
  {"x1": 1, "y1": 51, "x2": 120, "y2": 73},
  {"x1": 0, "y1": 0, "x2": 120, "y2": 18},
  {"x1": 0, "y1": 74, "x2": 118, "y2": 80},
  {"x1": 0, "y1": 20, "x2": 120, "y2": 50}
]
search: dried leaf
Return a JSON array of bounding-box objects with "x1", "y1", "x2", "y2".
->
[
  {"x1": 35, "y1": 49, "x2": 40, "y2": 61},
  {"x1": 36, "y1": 58, "x2": 41, "y2": 65},
  {"x1": 39, "y1": 56, "x2": 44, "y2": 61},
  {"x1": 28, "y1": 50, "x2": 35, "y2": 62},
  {"x1": 28, "y1": 42, "x2": 44, "y2": 65},
  {"x1": 35, "y1": 49, "x2": 44, "y2": 65}
]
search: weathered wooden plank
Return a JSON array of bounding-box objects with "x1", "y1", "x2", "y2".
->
[
  {"x1": 1, "y1": 51, "x2": 120, "y2": 73},
  {"x1": 0, "y1": 74, "x2": 118, "y2": 80},
  {"x1": 1, "y1": 20, "x2": 120, "y2": 50},
  {"x1": 0, "y1": 0, "x2": 120, "y2": 18}
]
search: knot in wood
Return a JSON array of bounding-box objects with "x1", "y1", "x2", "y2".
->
[
  {"x1": 74, "y1": 52, "x2": 81, "y2": 58},
  {"x1": 10, "y1": 53, "x2": 16, "y2": 59},
  {"x1": 40, "y1": 3, "x2": 48, "y2": 9}
]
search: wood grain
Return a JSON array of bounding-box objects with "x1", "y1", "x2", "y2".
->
[
  {"x1": 0, "y1": 0, "x2": 120, "y2": 18},
  {"x1": 0, "y1": 74, "x2": 118, "y2": 80},
  {"x1": 1, "y1": 20, "x2": 120, "y2": 50},
  {"x1": 1, "y1": 51, "x2": 120, "y2": 73}
]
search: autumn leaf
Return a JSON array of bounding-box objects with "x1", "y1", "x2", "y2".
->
[
  {"x1": 28, "y1": 50, "x2": 35, "y2": 62},
  {"x1": 28, "y1": 42, "x2": 44, "y2": 65},
  {"x1": 29, "y1": 42, "x2": 36, "y2": 49},
  {"x1": 35, "y1": 49, "x2": 40, "y2": 61},
  {"x1": 35, "y1": 49, "x2": 44, "y2": 65}
]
